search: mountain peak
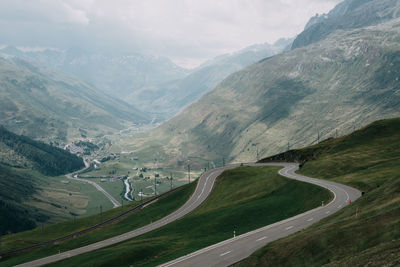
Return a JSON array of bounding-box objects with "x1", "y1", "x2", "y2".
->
[{"x1": 292, "y1": 0, "x2": 400, "y2": 49}]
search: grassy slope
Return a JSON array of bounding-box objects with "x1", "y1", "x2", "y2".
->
[
  {"x1": 132, "y1": 16, "x2": 400, "y2": 168},
  {"x1": 0, "y1": 56, "x2": 149, "y2": 143},
  {"x1": 1, "y1": 183, "x2": 195, "y2": 266},
  {"x1": 0, "y1": 127, "x2": 85, "y2": 234},
  {"x1": 239, "y1": 118, "x2": 400, "y2": 266},
  {"x1": 50, "y1": 166, "x2": 331, "y2": 266}
]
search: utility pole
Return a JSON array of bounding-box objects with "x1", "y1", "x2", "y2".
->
[
  {"x1": 154, "y1": 175, "x2": 157, "y2": 196},
  {"x1": 170, "y1": 173, "x2": 173, "y2": 190},
  {"x1": 188, "y1": 164, "x2": 191, "y2": 184}
]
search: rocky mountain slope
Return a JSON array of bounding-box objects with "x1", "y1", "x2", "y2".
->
[
  {"x1": 292, "y1": 0, "x2": 400, "y2": 49},
  {"x1": 137, "y1": 0, "x2": 400, "y2": 166}
]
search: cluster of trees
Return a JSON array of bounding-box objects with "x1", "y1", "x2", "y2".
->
[
  {"x1": 0, "y1": 165, "x2": 49, "y2": 235},
  {"x1": 0, "y1": 199, "x2": 37, "y2": 235},
  {"x1": 0, "y1": 126, "x2": 84, "y2": 176}
]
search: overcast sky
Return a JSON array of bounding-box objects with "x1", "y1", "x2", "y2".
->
[{"x1": 0, "y1": 0, "x2": 342, "y2": 68}]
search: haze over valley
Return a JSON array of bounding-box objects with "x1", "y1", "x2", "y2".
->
[{"x1": 0, "y1": 0, "x2": 399, "y2": 266}]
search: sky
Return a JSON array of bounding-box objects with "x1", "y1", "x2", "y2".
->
[{"x1": 0, "y1": 0, "x2": 342, "y2": 68}]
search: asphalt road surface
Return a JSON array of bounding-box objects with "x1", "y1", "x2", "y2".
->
[
  {"x1": 16, "y1": 163, "x2": 360, "y2": 267},
  {"x1": 66, "y1": 160, "x2": 121, "y2": 208},
  {"x1": 15, "y1": 164, "x2": 238, "y2": 267},
  {"x1": 160, "y1": 163, "x2": 361, "y2": 267}
]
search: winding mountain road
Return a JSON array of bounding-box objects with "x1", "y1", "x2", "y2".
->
[
  {"x1": 66, "y1": 160, "x2": 121, "y2": 208},
  {"x1": 16, "y1": 163, "x2": 360, "y2": 267},
  {"x1": 160, "y1": 163, "x2": 361, "y2": 267}
]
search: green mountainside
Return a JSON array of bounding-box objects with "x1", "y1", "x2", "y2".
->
[
  {"x1": 292, "y1": 0, "x2": 400, "y2": 49},
  {"x1": 0, "y1": 126, "x2": 84, "y2": 235},
  {"x1": 0, "y1": 126, "x2": 84, "y2": 175},
  {"x1": 0, "y1": 56, "x2": 150, "y2": 143},
  {"x1": 136, "y1": 10, "x2": 400, "y2": 167},
  {"x1": 126, "y1": 40, "x2": 292, "y2": 119},
  {"x1": 239, "y1": 118, "x2": 400, "y2": 266}
]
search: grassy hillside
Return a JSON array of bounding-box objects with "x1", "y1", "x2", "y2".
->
[
  {"x1": 0, "y1": 166, "x2": 46, "y2": 235},
  {"x1": 0, "y1": 127, "x2": 84, "y2": 234},
  {"x1": 46, "y1": 166, "x2": 331, "y2": 266},
  {"x1": 1, "y1": 182, "x2": 196, "y2": 266},
  {"x1": 132, "y1": 13, "x2": 400, "y2": 168},
  {"x1": 0, "y1": 126, "x2": 84, "y2": 176},
  {"x1": 0, "y1": 56, "x2": 149, "y2": 143},
  {"x1": 238, "y1": 118, "x2": 400, "y2": 266}
]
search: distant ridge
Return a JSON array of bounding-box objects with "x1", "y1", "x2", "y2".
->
[{"x1": 0, "y1": 56, "x2": 150, "y2": 142}]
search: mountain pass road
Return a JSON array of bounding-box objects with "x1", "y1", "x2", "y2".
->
[
  {"x1": 16, "y1": 163, "x2": 361, "y2": 267},
  {"x1": 160, "y1": 163, "x2": 361, "y2": 267}
]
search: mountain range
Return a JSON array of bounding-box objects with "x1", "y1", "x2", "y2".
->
[
  {"x1": 125, "y1": 39, "x2": 292, "y2": 119},
  {"x1": 135, "y1": 0, "x2": 400, "y2": 167},
  {"x1": 0, "y1": 46, "x2": 188, "y2": 100},
  {"x1": 0, "y1": 40, "x2": 291, "y2": 121},
  {"x1": 0, "y1": 55, "x2": 149, "y2": 143}
]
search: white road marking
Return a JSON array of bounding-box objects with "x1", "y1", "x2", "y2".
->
[
  {"x1": 220, "y1": 251, "x2": 232, "y2": 257},
  {"x1": 256, "y1": 236, "x2": 268, "y2": 242},
  {"x1": 16, "y1": 163, "x2": 362, "y2": 267},
  {"x1": 307, "y1": 218, "x2": 314, "y2": 222}
]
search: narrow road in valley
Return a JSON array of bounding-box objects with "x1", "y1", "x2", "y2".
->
[
  {"x1": 65, "y1": 159, "x2": 121, "y2": 208},
  {"x1": 16, "y1": 163, "x2": 361, "y2": 267},
  {"x1": 160, "y1": 163, "x2": 361, "y2": 267},
  {"x1": 16, "y1": 164, "x2": 235, "y2": 267}
]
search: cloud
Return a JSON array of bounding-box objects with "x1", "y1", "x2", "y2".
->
[
  {"x1": 0, "y1": 0, "x2": 342, "y2": 67},
  {"x1": 0, "y1": 0, "x2": 90, "y2": 25}
]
